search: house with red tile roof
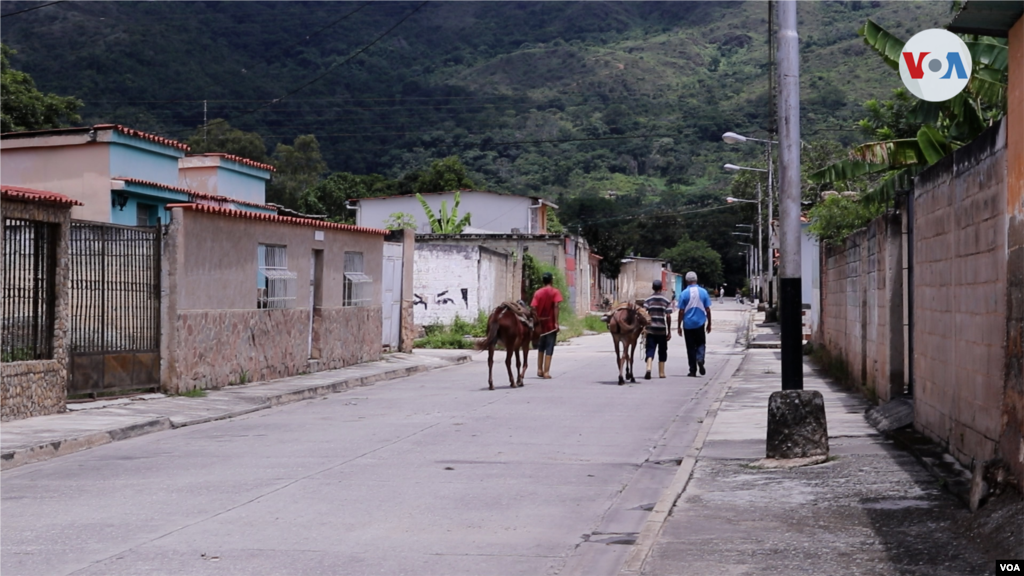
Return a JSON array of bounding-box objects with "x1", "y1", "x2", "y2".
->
[{"x1": 0, "y1": 124, "x2": 274, "y2": 226}]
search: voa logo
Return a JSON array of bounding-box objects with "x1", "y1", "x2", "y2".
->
[{"x1": 899, "y1": 28, "x2": 972, "y2": 102}]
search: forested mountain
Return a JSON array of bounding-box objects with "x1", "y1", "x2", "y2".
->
[{"x1": 1, "y1": 0, "x2": 952, "y2": 286}]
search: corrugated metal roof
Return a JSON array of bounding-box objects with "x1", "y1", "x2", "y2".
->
[
  {"x1": 166, "y1": 203, "x2": 389, "y2": 236},
  {"x1": 948, "y1": 1, "x2": 1023, "y2": 37},
  {"x1": 1, "y1": 185, "x2": 83, "y2": 206}
]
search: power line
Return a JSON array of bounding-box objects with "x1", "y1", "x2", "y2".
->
[{"x1": 0, "y1": 0, "x2": 65, "y2": 18}]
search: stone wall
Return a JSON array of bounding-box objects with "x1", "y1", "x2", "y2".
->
[
  {"x1": 913, "y1": 121, "x2": 1008, "y2": 468},
  {"x1": 1, "y1": 200, "x2": 72, "y2": 421},
  {"x1": 819, "y1": 213, "x2": 904, "y2": 404}
]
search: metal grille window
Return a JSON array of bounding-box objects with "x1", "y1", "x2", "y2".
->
[
  {"x1": 257, "y1": 244, "x2": 296, "y2": 309},
  {"x1": 2, "y1": 218, "x2": 57, "y2": 362},
  {"x1": 343, "y1": 251, "x2": 372, "y2": 307}
]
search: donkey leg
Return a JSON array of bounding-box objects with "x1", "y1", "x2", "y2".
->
[
  {"x1": 516, "y1": 344, "x2": 524, "y2": 385},
  {"x1": 614, "y1": 336, "x2": 625, "y2": 385},
  {"x1": 518, "y1": 344, "x2": 528, "y2": 387},
  {"x1": 487, "y1": 348, "x2": 495, "y2": 390},
  {"x1": 505, "y1": 348, "x2": 516, "y2": 389},
  {"x1": 628, "y1": 339, "x2": 638, "y2": 383}
]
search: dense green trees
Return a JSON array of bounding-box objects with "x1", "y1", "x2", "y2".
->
[
  {"x1": 0, "y1": 44, "x2": 81, "y2": 133},
  {"x1": 185, "y1": 120, "x2": 271, "y2": 164}
]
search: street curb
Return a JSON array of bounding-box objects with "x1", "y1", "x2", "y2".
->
[
  {"x1": 1, "y1": 353, "x2": 471, "y2": 471},
  {"x1": 1, "y1": 417, "x2": 172, "y2": 471},
  {"x1": 618, "y1": 351, "x2": 746, "y2": 576}
]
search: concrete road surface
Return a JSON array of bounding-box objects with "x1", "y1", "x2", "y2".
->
[{"x1": 2, "y1": 306, "x2": 750, "y2": 576}]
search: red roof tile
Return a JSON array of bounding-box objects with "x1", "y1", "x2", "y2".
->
[
  {"x1": 93, "y1": 124, "x2": 190, "y2": 152},
  {"x1": 112, "y1": 177, "x2": 272, "y2": 210},
  {"x1": 1, "y1": 124, "x2": 189, "y2": 152},
  {"x1": 1, "y1": 185, "x2": 83, "y2": 206},
  {"x1": 188, "y1": 153, "x2": 276, "y2": 172},
  {"x1": 166, "y1": 203, "x2": 388, "y2": 236}
]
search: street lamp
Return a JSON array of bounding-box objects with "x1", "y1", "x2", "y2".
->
[
  {"x1": 724, "y1": 171, "x2": 765, "y2": 307},
  {"x1": 724, "y1": 134, "x2": 777, "y2": 308},
  {"x1": 737, "y1": 241, "x2": 755, "y2": 296},
  {"x1": 722, "y1": 132, "x2": 778, "y2": 145}
]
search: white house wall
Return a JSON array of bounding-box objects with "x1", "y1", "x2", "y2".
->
[
  {"x1": 413, "y1": 244, "x2": 483, "y2": 326},
  {"x1": 358, "y1": 192, "x2": 535, "y2": 234}
]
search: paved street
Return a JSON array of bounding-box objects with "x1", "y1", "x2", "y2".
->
[{"x1": 1, "y1": 306, "x2": 749, "y2": 576}]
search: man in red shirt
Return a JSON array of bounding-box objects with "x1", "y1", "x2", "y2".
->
[{"x1": 531, "y1": 272, "x2": 563, "y2": 379}]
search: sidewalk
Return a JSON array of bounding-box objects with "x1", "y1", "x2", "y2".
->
[
  {"x1": 626, "y1": 312, "x2": 1012, "y2": 576},
  {"x1": 1, "y1": 350, "x2": 471, "y2": 471}
]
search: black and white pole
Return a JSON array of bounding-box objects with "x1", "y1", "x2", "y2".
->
[
  {"x1": 776, "y1": 0, "x2": 802, "y2": 391},
  {"x1": 765, "y1": 0, "x2": 827, "y2": 462}
]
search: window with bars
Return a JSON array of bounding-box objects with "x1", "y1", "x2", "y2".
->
[
  {"x1": 343, "y1": 251, "x2": 372, "y2": 307},
  {"x1": 2, "y1": 218, "x2": 57, "y2": 362},
  {"x1": 257, "y1": 244, "x2": 296, "y2": 309}
]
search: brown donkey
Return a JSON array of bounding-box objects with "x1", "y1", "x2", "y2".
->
[
  {"x1": 606, "y1": 302, "x2": 650, "y2": 385},
  {"x1": 476, "y1": 302, "x2": 539, "y2": 390}
]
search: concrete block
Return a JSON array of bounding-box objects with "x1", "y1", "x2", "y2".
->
[{"x1": 765, "y1": 390, "x2": 829, "y2": 459}]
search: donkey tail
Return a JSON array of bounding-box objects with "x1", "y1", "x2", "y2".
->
[{"x1": 475, "y1": 308, "x2": 503, "y2": 350}]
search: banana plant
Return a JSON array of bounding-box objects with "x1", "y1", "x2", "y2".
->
[
  {"x1": 417, "y1": 190, "x2": 472, "y2": 234},
  {"x1": 810, "y1": 20, "x2": 1008, "y2": 205}
]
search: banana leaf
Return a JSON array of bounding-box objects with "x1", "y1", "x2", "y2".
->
[
  {"x1": 417, "y1": 193, "x2": 441, "y2": 233},
  {"x1": 916, "y1": 125, "x2": 951, "y2": 165},
  {"x1": 808, "y1": 159, "x2": 890, "y2": 184},
  {"x1": 965, "y1": 39, "x2": 1009, "y2": 71},
  {"x1": 851, "y1": 139, "x2": 924, "y2": 167},
  {"x1": 967, "y1": 68, "x2": 1008, "y2": 108},
  {"x1": 861, "y1": 166, "x2": 923, "y2": 206},
  {"x1": 858, "y1": 19, "x2": 904, "y2": 71}
]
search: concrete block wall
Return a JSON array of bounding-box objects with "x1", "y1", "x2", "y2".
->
[
  {"x1": 913, "y1": 122, "x2": 1008, "y2": 468},
  {"x1": 819, "y1": 213, "x2": 903, "y2": 404}
]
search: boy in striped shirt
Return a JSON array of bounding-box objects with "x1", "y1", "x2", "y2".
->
[{"x1": 643, "y1": 279, "x2": 673, "y2": 379}]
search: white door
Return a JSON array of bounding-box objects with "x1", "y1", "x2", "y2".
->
[{"x1": 382, "y1": 243, "x2": 403, "y2": 348}]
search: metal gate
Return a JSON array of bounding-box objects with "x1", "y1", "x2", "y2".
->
[
  {"x1": 381, "y1": 243, "x2": 403, "y2": 349},
  {"x1": 68, "y1": 221, "x2": 161, "y2": 396}
]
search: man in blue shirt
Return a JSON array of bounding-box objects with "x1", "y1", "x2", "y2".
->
[{"x1": 676, "y1": 271, "x2": 712, "y2": 377}]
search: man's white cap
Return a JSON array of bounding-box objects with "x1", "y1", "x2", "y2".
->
[{"x1": 685, "y1": 271, "x2": 698, "y2": 282}]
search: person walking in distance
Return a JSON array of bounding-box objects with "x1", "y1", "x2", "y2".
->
[
  {"x1": 643, "y1": 279, "x2": 673, "y2": 380},
  {"x1": 531, "y1": 272, "x2": 563, "y2": 378},
  {"x1": 677, "y1": 271, "x2": 712, "y2": 377}
]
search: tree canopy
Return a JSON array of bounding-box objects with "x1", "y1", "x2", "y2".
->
[{"x1": 0, "y1": 44, "x2": 81, "y2": 133}]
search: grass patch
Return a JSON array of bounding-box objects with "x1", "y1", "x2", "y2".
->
[
  {"x1": 177, "y1": 388, "x2": 208, "y2": 398},
  {"x1": 582, "y1": 314, "x2": 609, "y2": 333},
  {"x1": 415, "y1": 312, "x2": 488, "y2": 349}
]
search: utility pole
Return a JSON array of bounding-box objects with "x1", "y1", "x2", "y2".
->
[
  {"x1": 764, "y1": 0, "x2": 825, "y2": 463},
  {"x1": 757, "y1": 182, "x2": 764, "y2": 302},
  {"x1": 203, "y1": 100, "x2": 208, "y2": 143},
  {"x1": 766, "y1": 142, "x2": 774, "y2": 308},
  {"x1": 776, "y1": 0, "x2": 802, "y2": 390}
]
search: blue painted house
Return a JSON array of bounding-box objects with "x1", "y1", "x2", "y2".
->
[{"x1": 0, "y1": 124, "x2": 275, "y2": 225}]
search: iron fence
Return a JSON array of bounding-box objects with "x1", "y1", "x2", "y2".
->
[
  {"x1": 2, "y1": 218, "x2": 58, "y2": 361},
  {"x1": 68, "y1": 222, "x2": 160, "y2": 353}
]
